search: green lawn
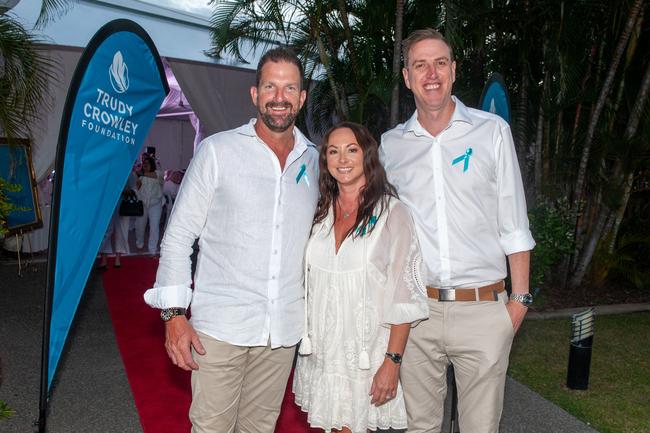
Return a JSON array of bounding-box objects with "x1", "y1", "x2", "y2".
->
[{"x1": 509, "y1": 312, "x2": 650, "y2": 433}]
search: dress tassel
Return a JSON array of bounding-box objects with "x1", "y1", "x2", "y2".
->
[
  {"x1": 299, "y1": 335, "x2": 312, "y2": 355},
  {"x1": 358, "y1": 349, "x2": 370, "y2": 370}
]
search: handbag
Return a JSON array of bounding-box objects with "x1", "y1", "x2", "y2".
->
[{"x1": 119, "y1": 195, "x2": 144, "y2": 216}]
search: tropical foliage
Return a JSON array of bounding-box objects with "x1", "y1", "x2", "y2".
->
[
  {"x1": 0, "y1": 1, "x2": 68, "y2": 239},
  {"x1": 208, "y1": 0, "x2": 650, "y2": 291},
  {"x1": 0, "y1": 14, "x2": 56, "y2": 141}
]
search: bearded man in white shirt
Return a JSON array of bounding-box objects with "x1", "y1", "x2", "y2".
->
[
  {"x1": 144, "y1": 47, "x2": 319, "y2": 433},
  {"x1": 380, "y1": 29, "x2": 536, "y2": 433}
]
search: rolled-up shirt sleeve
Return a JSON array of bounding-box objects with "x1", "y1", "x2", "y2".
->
[
  {"x1": 143, "y1": 139, "x2": 219, "y2": 309},
  {"x1": 495, "y1": 123, "x2": 536, "y2": 256}
]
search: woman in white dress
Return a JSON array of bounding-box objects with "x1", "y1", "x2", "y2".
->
[
  {"x1": 294, "y1": 122, "x2": 429, "y2": 433},
  {"x1": 97, "y1": 172, "x2": 138, "y2": 269},
  {"x1": 135, "y1": 156, "x2": 164, "y2": 254}
]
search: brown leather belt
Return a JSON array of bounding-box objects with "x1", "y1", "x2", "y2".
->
[{"x1": 426, "y1": 281, "x2": 505, "y2": 302}]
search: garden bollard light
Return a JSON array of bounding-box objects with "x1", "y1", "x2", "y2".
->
[{"x1": 566, "y1": 308, "x2": 594, "y2": 390}]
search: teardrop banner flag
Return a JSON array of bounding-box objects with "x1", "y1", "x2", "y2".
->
[
  {"x1": 39, "y1": 19, "x2": 168, "y2": 432},
  {"x1": 478, "y1": 72, "x2": 511, "y2": 125}
]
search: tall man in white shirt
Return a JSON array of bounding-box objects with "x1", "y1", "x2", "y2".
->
[
  {"x1": 380, "y1": 29, "x2": 536, "y2": 433},
  {"x1": 144, "y1": 48, "x2": 319, "y2": 433}
]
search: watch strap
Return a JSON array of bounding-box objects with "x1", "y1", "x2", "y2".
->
[
  {"x1": 385, "y1": 352, "x2": 402, "y2": 364},
  {"x1": 509, "y1": 293, "x2": 533, "y2": 306},
  {"x1": 160, "y1": 307, "x2": 186, "y2": 321}
]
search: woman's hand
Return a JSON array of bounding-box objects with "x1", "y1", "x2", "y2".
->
[{"x1": 369, "y1": 358, "x2": 400, "y2": 406}]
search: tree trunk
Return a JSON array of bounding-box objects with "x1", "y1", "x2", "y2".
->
[
  {"x1": 569, "y1": 207, "x2": 613, "y2": 289},
  {"x1": 543, "y1": 115, "x2": 551, "y2": 188},
  {"x1": 336, "y1": 0, "x2": 363, "y2": 97},
  {"x1": 316, "y1": 34, "x2": 348, "y2": 119},
  {"x1": 533, "y1": 99, "x2": 543, "y2": 205},
  {"x1": 515, "y1": 60, "x2": 531, "y2": 199},
  {"x1": 607, "y1": 60, "x2": 650, "y2": 253},
  {"x1": 532, "y1": 67, "x2": 549, "y2": 205},
  {"x1": 623, "y1": 55, "x2": 650, "y2": 140},
  {"x1": 389, "y1": 0, "x2": 405, "y2": 127},
  {"x1": 569, "y1": 43, "x2": 596, "y2": 152},
  {"x1": 572, "y1": 0, "x2": 643, "y2": 206},
  {"x1": 569, "y1": 47, "x2": 650, "y2": 286},
  {"x1": 607, "y1": 171, "x2": 635, "y2": 253},
  {"x1": 515, "y1": 0, "x2": 531, "y2": 190}
]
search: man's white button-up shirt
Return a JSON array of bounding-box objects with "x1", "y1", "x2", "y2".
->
[
  {"x1": 144, "y1": 119, "x2": 319, "y2": 348},
  {"x1": 380, "y1": 97, "x2": 535, "y2": 288}
]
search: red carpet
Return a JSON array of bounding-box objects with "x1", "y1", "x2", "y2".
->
[{"x1": 102, "y1": 256, "x2": 319, "y2": 433}]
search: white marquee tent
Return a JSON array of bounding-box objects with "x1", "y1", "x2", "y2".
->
[
  {"x1": 5, "y1": 0, "x2": 265, "y2": 251},
  {"x1": 11, "y1": 0, "x2": 261, "y2": 183}
]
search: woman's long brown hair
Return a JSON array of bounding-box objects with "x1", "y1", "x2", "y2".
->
[{"x1": 313, "y1": 121, "x2": 398, "y2": 239}]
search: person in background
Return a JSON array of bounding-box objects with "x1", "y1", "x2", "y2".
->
[
  {"x1": 97, "y1": 173, "x2": 137, "y2": 268},
  {"x1": 161, "y1": 169, "x2": 185, "y2": 232},
  {"x1": 380, "y1": 28, "x2": 536, "y2": 433},
  {"x1": 135, "y1": 155, "x2": 164, "y2": 254},
  {"x1": 163, "y1": 169, "x2": 184, "y2": 202}
]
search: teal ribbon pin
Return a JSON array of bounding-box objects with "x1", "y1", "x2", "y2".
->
[
  {"x1": 356, "y1": 215, "x2": 378, "y2": 237},
  {"x1": 452, "y1": 147, "x2": 473, "y2": 172},
  {"x1": 296, "y1": 164, "x2": 310, "y2": 187}
]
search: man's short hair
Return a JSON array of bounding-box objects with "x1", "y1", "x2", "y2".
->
[
  {"x1": 402, "y1": 28, "x2": 455, "y2": 66},
  {"x1": 255, "y1": 47, "x2": 304, "y2": 89}
]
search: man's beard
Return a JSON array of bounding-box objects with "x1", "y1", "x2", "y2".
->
[{"x1": 259, "y1": 102, "x2": 298, "y2": 132}]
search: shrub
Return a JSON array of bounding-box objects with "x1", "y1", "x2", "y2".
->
[{"x1": 528, "y1": 197, "x2": 574, "y2": 289}]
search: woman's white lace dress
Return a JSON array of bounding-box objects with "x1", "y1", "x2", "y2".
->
[{"x1": 293, "y1": 198, "x2": 428, "y2": 433}]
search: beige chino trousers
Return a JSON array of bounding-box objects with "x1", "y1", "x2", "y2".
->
[
  {"x1": 401, "y1": 291, "x2": 514, "y2": 433},
  {"x1": 190, "y1": 332, "x2": 296, "y2": 433}
]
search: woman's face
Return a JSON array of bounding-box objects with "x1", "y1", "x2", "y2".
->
[
  {"x1": 325, "y1": 127, "x2": 365, "y2": 189},
  {"x1": 142, "y1": 160, "x2": 152, "y2": 173}
]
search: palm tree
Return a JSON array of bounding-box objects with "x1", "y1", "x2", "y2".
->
[
  {"x1": 0, "y1": 0, "x2": 69, "y2": 232},
  {"x1": 0, "y1": 0, "x2": 71, "y2": 140},
  {"x1": 389, "y1": 0, "x2": 404, "y2": 127},
  {"x1": 207, "y1": 0, "x2": 650, "y2": 290},
  {"x1": 0, "y1": 16, "x2": 55, "y2": 140},
  {"x1": 207, "y1": 0, "x2": 407, "y2": 137}
]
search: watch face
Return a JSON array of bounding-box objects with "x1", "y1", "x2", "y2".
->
[
  {"x1": 511, "y1": 293, "x2": 533, "y2": 306},
  {"x1": 386, "y1": 352, "x2": 402, "y2": 364},
  {"x1": 519, "y1": 293, "x2": 533, "y2": 306}
]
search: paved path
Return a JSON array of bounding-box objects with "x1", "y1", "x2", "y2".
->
[{"x1": 0, "y1": 260, "x2": 599, "y2": 432}]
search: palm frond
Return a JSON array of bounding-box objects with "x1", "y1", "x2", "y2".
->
[
  {"x1": 35, "y1": 0, "x2": 75, "y2": 29},
  {"x1": 0, "y1": 15, "x2": 59, "y2": 140}
]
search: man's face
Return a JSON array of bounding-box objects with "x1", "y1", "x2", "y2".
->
[
  {"x1": 251, "y1": 61, "x2": 306, "y2": 132},
  {"x1": 402, "y1": 38, "x2": 456, "y2": 114}
]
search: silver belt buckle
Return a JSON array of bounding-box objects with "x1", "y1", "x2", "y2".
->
[{"x1": 439, "y1": 289, "x2": 456, "y2": 302}]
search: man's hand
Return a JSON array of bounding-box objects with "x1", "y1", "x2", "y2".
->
[
  {"x1": 164, "y1": 316, "x2": 206, "y2": 370},
  {"x1": 505, "y1": 300, "x2": 528, "y2": 334},
  {"x1": 369, "y1": 359, "x2": 400, "y2": 406}
]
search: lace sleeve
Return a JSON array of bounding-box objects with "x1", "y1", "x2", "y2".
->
[{"x1": 378, "y1": 201, "x2": 429, "y2": 326}]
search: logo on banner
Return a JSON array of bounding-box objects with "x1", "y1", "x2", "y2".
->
[
  {"x1": 79, "y1": 51, "x2": 139, "y2": 145},
  {"x1": 109, "y1": 51, "x2": 130, "y2": 93}
]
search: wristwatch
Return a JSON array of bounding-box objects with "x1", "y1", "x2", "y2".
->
[
  {"x1": 160, "y1": 307, "x2": 186, "y2": 321},
  {"x1": 509, "y1": 293, "x2": 533, "y2": 307},
  {"x1": 385, "y1": 352, "x2": 402, "y2": 364}
]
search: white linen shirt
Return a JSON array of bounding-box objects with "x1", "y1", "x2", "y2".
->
[
  {"x1": 144, "y1": 119, "x2": 319, "y2": 348},
  {"x1": 380, "y1": 97, "x2": 535, "y2": 288}
]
